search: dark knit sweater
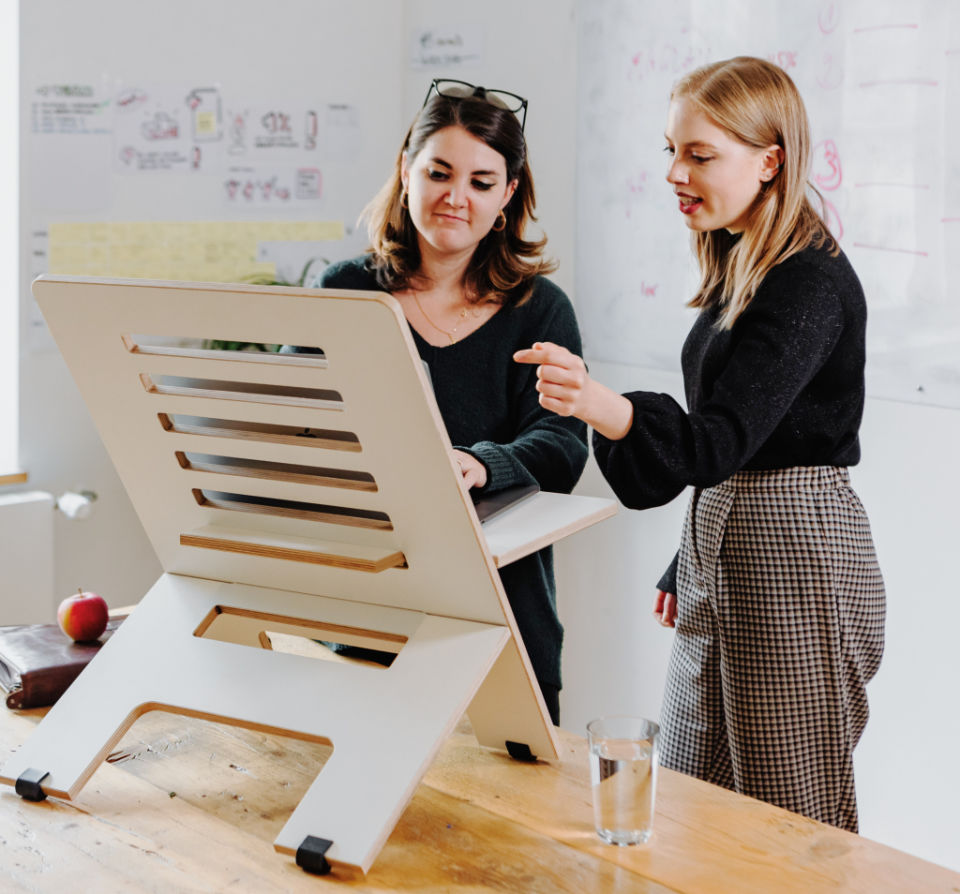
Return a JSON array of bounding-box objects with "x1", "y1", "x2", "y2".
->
[
  {"x1": 312, "y1": 256, "x2": 588, "y2": 689},
  {"x1": 592, "y1": 242, "x2": 867, "y2": 592}
]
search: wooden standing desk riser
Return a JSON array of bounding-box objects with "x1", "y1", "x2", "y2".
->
[{"x1": 0, "y1": 276, "x2": 616, "y2": 875}]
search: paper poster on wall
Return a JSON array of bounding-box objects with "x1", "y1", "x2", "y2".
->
[
  {"x1": 30, "y1": 82, "x2": 112, "y2": 135},
  {"x1": 46, "y1": 220, "x2": 344, "y2": 284},
  {"x1": 113, "y1": 85, "x2": 221, "y2": 173},
  {"x1": 409, "y1": 25, "x2": 484, "y2": 69},
  {"x1": 186, "y1": 87, "x2": 222, "y2": 142},
  {"x1": 29, "y1": 80, "x2": 113, "y2": 212},
  {"x1": 223, "y1": 166, "x2": 323, "y2": 205},
  {"x1": 223, "y1": 103, "x2": 322, "y2": 162}
]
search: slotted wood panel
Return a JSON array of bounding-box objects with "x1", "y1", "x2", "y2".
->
[{"x1": 2, "y1": 275, "x2": 617, "y2": 874}]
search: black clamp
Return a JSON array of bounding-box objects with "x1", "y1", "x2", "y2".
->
[
  {"x1": 296, "y1": 835, "x2": 333, "y2": 875},
  {"x1": 505, "y1": 741, "x2": 537, "y2": 762},
  {"x1": 15, "y1": 768, "x2": 50, "y2": 801}
]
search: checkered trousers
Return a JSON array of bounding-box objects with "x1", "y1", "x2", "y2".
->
[{"x1": 659, "y1": 466, "x2": 885, "y2": 832}]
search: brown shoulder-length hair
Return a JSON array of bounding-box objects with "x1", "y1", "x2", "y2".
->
[
  {"x1": 673, "y1": 56, "x2": 838, "y2": 328},
  {"x1": 361, "y1": 91, "x2": 555, "y2": 306}
]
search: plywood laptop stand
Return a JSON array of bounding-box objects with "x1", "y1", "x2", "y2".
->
[{"x1": 2, "y1": 276, "x2": 616, "y2": 875}]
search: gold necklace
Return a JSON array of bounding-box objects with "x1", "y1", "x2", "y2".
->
[{"x1": 410, "y1": 289, "x2": 471, "y2": 344}]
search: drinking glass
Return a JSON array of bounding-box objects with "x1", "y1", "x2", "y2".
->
[{"x1": 587, "y1": 715, "x2": 659, "y2": 845}]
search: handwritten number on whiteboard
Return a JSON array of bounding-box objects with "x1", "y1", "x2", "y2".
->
[
  {"x1": 817, "y1": 51, "x2": 843, "y2": 90},
  {"x1": 813, "y1": 139, "x2": 842, "y2": 191},
  {"x1": 818, "y1": 0, "x2": 840, "y2": 35}
]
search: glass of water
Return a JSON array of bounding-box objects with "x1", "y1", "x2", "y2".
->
[{"x1": 587, "y1": 715, "x2": 660, "y2": 846}]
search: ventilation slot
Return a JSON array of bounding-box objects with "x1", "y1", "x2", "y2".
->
[
  {"x1": 176, "y1": 452, "x2": 376, "y2": 492},
  {"x1": 159, "y1": 414, "x2": 361, "y2": 452},
  {"x1": 193, "y1": 489, "x2": 393, "y2": 530},
  {"x1": 142, "y1": 375, "x2": 342, "y2": 409},
  {"x1": 123, "y1": 334, "x2": 327, "y2": 367}
]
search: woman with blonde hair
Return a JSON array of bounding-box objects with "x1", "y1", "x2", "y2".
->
[
  {"x1": 516, "y1": 57, "x2": 885, "y2": 829},
  {"x1": 291, "y1": 80, "x2": 588, "y2": 725}
]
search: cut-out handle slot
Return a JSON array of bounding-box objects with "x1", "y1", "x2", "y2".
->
[
  {"x1": 159, "y1": 414, "x2": 361, "y2": 452},
  {"x1": 193, "y1": 488, "x2": 393, "y2": 530},
  {"x1": 265, "y1": 633, "x2": 396, "y2": 668},
  {"x1": 195, "y1": 605, "x2": 403, "y2": 668},
  {"x1": 123, "y1": 334, "x2": 327, "y2": 366},
  {"x1": 142, "y1": 374, "x2": 342, "y2": 409},
  {"x1": 180, "y1": 525, "x2": 406, "y2": 572},
  {"x1": 175, "y1": 452, "x2": 377, "y2": 492}
]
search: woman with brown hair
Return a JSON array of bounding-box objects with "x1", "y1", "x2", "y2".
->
[
  {"x1": 297, "y1": 80, "x2": 587, "y2": 725},
  {"x1": 516, "y1": 57, "x2": 885, "y2": 829}
]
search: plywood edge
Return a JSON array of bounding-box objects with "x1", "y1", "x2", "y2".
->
[
  {"x1": 484, "y1": 493, "x2": 618, "y2": 567},
  {"x1": 33, "y1": 274, "x2": 400, "y2": 310},
  {"x1": 0, "y1": 700, "x2": 169, "y2": 801},
  {"x1": 0, "y1": 774, "x2": 73, "y2": 801},
  {"x1": 180, "y1": 524, "x2": 406, "y2": 572}
]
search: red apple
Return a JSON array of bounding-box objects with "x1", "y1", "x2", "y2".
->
[{"x1": 57, "y1": 589, "x2": 109, "y2": 642}]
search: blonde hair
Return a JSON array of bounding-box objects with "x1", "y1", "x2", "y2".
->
[{"x1": 672, "y1": 56, "x2": 837, "y2": 328}]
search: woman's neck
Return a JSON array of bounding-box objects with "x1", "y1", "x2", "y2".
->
[
  {"x1": 397, "y1": 241, "x2": 502, "y2": 346},
  {"x1": 414, "y1": 242, "x2": 473, "y2": 298}
]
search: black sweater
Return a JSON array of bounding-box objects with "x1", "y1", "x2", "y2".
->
[
  {"x1": 592, "y1": 242, "x2": 867, "y2": 591},
  {"x1": 312, "y1": 257, "x2": 588, "y2": 689}
]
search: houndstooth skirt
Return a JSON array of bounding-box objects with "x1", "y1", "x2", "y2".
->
[{"x1": 659, "y1": 466, "x2": 886, "y2": 832}]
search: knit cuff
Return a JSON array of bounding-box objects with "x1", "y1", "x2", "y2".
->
[
  {"x1": 458, "y1": 442, "x2": 525, "y2": 493},
  {"x1": 656, "y1": 551, "x2": 679, "y2": 595}
]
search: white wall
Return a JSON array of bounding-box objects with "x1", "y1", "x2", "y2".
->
[
  {"x1": 15, "y1": 0, "x2": 959, "y2": 876},
  {"x1": 1, "y1": 1, "x2": 19, "y2": 472},
  {"x1": 848, "y1": 395, "x2": 960, "y2": 867},
  {"x1": 555, "y1": 364, "x2": 685, "y2": 730}
]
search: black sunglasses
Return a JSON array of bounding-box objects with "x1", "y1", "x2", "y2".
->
[{"x1": 422, "y1": 78, "x2": 528, "y2": 132}]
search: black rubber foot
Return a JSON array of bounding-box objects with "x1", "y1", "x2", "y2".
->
[
  {"x1": 15, "y1": 768, "x2": 50, "y2": 801},
  {"x1": 505, "y1": 741, "x2": 537, "y2": 762},
  {"x1": 296, "y1": 835, "x2": 333, "y2": 875}
]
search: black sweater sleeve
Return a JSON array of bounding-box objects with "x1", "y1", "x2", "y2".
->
[
  {"x1": 593, "y1": 260, "x2": 846, "y2": 510},
  {"x1": 656, "y1": 551, "x2": 679, "y2": 594}
]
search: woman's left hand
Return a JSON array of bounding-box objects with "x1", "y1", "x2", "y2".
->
[
  {"x1": 453, "y1": 449, "x2": 487, "y2": 490},
  {"x1": 653, "y1": 589, "x2": 678, "y2": 628}
]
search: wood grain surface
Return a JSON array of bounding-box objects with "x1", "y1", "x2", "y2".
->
[{"x1": 2, "y1": 706, "x2": 957, "y2": 893}]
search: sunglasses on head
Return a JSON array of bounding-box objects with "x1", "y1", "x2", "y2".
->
[{"x1": 422, "y1": 78, "x2": 528, "y2": 132}]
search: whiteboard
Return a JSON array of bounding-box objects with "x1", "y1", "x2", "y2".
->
[{"x1": 576, "y1": 0, "x2": 960, "y2": 408}]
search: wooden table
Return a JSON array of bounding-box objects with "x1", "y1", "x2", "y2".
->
[{"x1": 1, "y1": 706, "x2": 957, "y2": 893}]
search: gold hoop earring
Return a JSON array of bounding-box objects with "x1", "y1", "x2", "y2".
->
[
  {"x1": 492, "y1": 209, "x2": 507, "y2": 232},
  {"x1": 400, "y1": 189, "x2": 409, "y2": 210}
]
